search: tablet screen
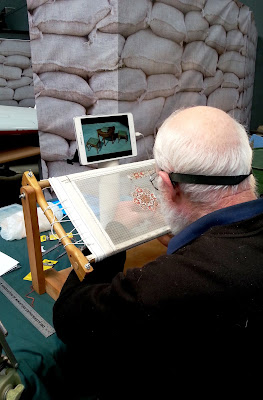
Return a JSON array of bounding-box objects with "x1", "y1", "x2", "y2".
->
[{"x1": 74, "y1": 113, "x2": 137, "y2": 165}]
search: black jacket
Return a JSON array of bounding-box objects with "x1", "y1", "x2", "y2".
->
[{"x1": 53, "y1": 199, "x2": 263, "y2": 398}]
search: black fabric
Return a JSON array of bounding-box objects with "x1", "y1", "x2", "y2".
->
[{"x1": 53, "y1": 206, "x2": 263, "y2": 399}]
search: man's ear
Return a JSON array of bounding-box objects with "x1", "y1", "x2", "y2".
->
[
  {"x1": 158, "y1": 171, "x2": 181, "y2": 203},
  {"x1": 158, "y1": 170, "x2": 174, "y2": 190}
]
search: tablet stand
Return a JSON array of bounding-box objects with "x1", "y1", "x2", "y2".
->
[{"x1": 98, "y1": 160, "x2": 119, "y2": 227}]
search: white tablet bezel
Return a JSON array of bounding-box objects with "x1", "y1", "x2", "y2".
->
[{"x1": 74, "y1": 113, "x2": 137, "y2": 166}]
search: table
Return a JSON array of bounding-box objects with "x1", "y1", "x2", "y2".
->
[
  {"x1": 0, "y1": 229, "x2": 97, "y2": 400},
  {"x1": 86, "y1": 137, "x2": 100, "y2": 154},
  {"x1": 117, "y1": 130, "x2": 128, "y2": 142},
  {"x1": 0, "y1": 147, "x2": 40, "y2": 165},
  {"x1": 0, "y1": 126, "x2": 40, "y2": 166},
  {"x1": 97, "y1": 127, "x2": 115, "y2": 145}
]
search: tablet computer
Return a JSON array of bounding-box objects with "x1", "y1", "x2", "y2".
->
[{"x1": 74, "y1": 113, "x2": 137, "y2": 166}]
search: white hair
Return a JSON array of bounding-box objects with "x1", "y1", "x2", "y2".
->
[{"x1": 153, "y1": 108, "x2": 256, "y2": 206}]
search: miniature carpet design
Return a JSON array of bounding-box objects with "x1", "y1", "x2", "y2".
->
[{"x1": 132, "y1": 187, "x2": 158, "y2": 212}]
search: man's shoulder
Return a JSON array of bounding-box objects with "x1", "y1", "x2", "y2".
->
[{"x1": 167, "y1": 197, "x2": 263, "y2": 255}]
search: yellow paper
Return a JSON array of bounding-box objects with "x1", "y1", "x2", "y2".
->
[
  {"x1": 23, "y1": 259, "x2": 58, "y2": 281},
  {"x1": 43, "y1": 259, "x2": 58, "y2": 266},
  {"x1": 40, "y1": 232, "x2": 73, "y2": 242}
]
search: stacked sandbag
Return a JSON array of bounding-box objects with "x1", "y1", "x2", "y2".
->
[
  {"x1": 0, "y1": 39, "x2": 35, "y2": 107},
  {"x1": 203, "y1": 0, "x2": 257, "y2": 128},
  {"x1": 26, "y1": 0, "x2": 257, "y2": 180}
]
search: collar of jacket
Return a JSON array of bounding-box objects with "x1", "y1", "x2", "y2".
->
[{"x1": 167, "y1": 197, "x2": 263, "y2": 255}]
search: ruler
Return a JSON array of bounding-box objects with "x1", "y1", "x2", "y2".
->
[{"x1": 0, "y1": 277, "x2": 55, "y2": 338}]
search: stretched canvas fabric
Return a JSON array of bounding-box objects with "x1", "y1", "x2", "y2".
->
[{"x1": 49, "y1": 159, "x2": 170, "y2": 262}]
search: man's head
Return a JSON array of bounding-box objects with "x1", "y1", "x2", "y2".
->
[{"x1": 153, "y1": 106, "x2": 257, "y2": 234}]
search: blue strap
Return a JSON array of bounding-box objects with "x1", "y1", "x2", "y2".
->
[{"x1": 167, "y1": 198, "x2": 263, "y2": 255}]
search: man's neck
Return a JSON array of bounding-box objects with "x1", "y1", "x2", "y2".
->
[
  {"x1": 215, "y1": 189, "x2": 257, "y2": 209},
  {"x1": 193, "y1": 190, "x2": 258, "y2": 222}
]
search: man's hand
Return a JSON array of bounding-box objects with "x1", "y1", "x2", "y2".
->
[
  {"x1": 157, "y1": 233, "x2": 174, "y2": 247},
  {"x1": 112, "y1": 201, "x2": 150, "y2": 230}
]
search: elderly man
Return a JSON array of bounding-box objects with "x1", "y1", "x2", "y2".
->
[{"x1": 53, "y1": 106, "x2": 263, "y2": 399}]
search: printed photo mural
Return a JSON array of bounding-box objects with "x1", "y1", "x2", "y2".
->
[{"x1": 24, "y1": 0, "x2": 257, "y2": 184}]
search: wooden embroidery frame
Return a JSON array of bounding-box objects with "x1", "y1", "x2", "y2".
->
[{"x1": 20, "y1": 170, "x2": 93, "y2": 300}]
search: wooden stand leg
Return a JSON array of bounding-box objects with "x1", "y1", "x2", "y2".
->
[
  {"x1": 44, "y1": 267, "x2": 72, "y2": 300},
  {"x1": 20, "y1": 185, "x2": 46, "y2": 294}
]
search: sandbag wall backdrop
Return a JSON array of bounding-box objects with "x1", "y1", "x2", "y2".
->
[
  {"x1": 26, "y1": 0, "x2": 257, "y2": 181},
  {"x1": 0, "y1": 39, "x2": 35, "y2": 108}
]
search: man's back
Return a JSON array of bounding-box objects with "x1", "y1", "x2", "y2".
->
[{"x1": 53, "y1": 199, "x2": 263, "y2": 399}]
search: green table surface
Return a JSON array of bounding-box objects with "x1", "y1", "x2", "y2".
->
[{"x1": 0, "y1": 225, "x2": 96, "y2": 400}]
